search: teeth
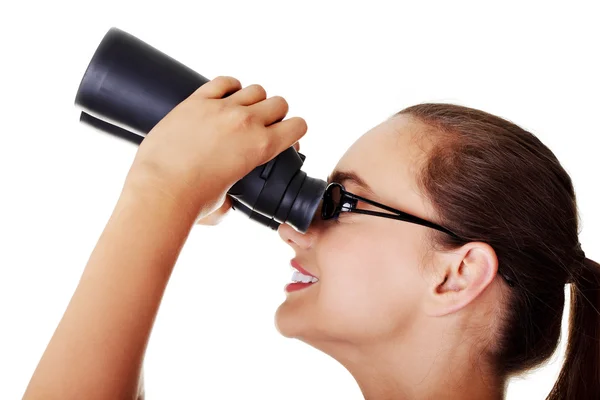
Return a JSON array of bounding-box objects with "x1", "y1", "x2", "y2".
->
[{"x1": 291, "y1": 270, "x2": 319, "y2": 284}]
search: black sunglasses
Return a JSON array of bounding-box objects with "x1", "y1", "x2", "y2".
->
[{"x1": 321, "y1": 182, "x2": 515, "y2": 287}]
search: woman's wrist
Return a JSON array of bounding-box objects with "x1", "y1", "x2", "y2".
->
[{"x1": 121, "y1": 170, "x2": 204, "y2": 225}]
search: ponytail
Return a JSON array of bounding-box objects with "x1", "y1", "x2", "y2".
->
[{"x1": 548, "y1": 257, "x2": 600, "y2": 399}]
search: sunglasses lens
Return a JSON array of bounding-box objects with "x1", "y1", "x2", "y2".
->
[{"x1": 322, "y1": 184, "x2": 342, "y2": 219}]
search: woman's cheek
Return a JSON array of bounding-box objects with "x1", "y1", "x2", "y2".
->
[{"x1": 316, "y1": 263, "x2": 378, "y2": 327}]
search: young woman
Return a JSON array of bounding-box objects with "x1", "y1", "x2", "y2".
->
[{"x1": 23, "y1": 76, "x2": 598, "y2": 399}]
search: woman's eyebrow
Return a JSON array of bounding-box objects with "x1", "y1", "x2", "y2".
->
[{"x1": 327, "y1": 170, "x2": 376, "y2": 197}]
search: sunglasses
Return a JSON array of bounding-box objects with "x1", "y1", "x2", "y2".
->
[{"x1": 321, "y1": 182, "x2": 515, "y2": 287}]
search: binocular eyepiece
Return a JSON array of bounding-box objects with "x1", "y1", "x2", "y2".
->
[{"x1": 74, "y1": 27, "x2": 326, "y2": 233}]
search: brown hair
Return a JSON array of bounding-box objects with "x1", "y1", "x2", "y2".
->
[{"x1": 396, "y1": 103, "x2": 599, "y2": 399}]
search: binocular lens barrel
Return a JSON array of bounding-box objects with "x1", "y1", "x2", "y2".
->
[{"x1": 74, "y1": 27, "x2": 326, "y2": 233}]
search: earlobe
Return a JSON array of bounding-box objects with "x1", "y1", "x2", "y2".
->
[{"x1": 424, "y1": 243, "x2": 498, "y2": 317}]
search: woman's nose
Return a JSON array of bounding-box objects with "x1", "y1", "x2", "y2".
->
[{"x1": 277, "y1": 222, "x2": 315, "y2": 250}]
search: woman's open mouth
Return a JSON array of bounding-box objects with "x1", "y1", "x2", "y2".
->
[{"x1": 285, "y1": 260, "x2": 319, "y2": 293}]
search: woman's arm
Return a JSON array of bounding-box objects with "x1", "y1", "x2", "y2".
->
[
  {"x1": 23, "y1": 185, "x2": 199, "y2": 400},
  {"x1": 23, "y1": 75, "x2": 306, "y2": 400}
]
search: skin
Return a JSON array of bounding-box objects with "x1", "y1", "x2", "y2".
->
[
  {"x1": 22, "y1": 76, "x2": 306, "y2": 400},
  {"x1": 22, "y1": 74, "x2": 508, "y2": 399},
  {"x1": 276, "y1": 115, "x2": 509, "y2": 400}
]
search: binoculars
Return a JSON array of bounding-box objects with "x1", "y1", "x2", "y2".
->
[{"x1": 74, "y1": 27, "x2": 326, "y2": 233}]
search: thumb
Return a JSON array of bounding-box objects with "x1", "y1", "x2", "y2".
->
[{"x1": 196, "y1": 195, "x2": 233, "y2": 226}]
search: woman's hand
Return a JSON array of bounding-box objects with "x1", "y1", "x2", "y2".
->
[
  {"x1": 124, "y1": 76, "x2": 307, "y2": 222},
  {"x1": 23, "y1": 76, "x2": 306, "y2": 400}
]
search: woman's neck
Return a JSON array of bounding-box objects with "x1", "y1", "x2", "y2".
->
[
  {"x1": 351, "y1": 356, "x2": 504, "y2": 400},
  {"x1": 314, "y1": 325, "x2": 506, "y2": 400}
]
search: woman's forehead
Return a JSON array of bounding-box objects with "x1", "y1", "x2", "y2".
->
[{"x1": 333, "y1": 115, "x2": 430, "y2": 214}]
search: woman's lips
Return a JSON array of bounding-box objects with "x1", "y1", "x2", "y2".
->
[
  {"x1": 286, "y1": 259, "x2": 318, "y2": 293},
  {"x1": 290, "y1": 259, "x2": 317, "y2": 278},
  {"x1": 285, "y1": 282, "x2": 316, "y2": 293}
]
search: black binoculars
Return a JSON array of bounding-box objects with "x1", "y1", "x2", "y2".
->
[{"x1": 74, "y1": 27, "x2": 326, "y2": 233}]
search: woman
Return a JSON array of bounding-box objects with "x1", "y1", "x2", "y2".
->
[{"x1": 23, "y1": 76, "x2": 599, "y2": 399}]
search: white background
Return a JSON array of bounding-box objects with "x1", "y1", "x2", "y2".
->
[{"x1": 1, "y1": 1, "x2": 598, "y2": 399}]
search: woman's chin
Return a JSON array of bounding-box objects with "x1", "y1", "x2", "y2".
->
[
  {"x1": 274, "y1": 302, "x2": 295, "y2": 338},
  {"x1": 274, "y1": 300, "x2": 308, "y2": 339}
]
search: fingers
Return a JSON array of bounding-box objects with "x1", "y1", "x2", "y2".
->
[
  {"x1": 266, "y1": 117, "x2": 308, "y2": 158},
  {"x1": 195, "y1": 76, "x2": 242, "y2": 99},
  {"x1": 195, "y1": 77, "x2": 304, "y2": 163},
  {"x1": 249, "y1": 96, "x2": 289, "y2": 126},
  {"x1": 227, "y1": 84, "x2": 267, "y2": 106},
  {"x1": 204, "y1": 79, "x2": 286, "y2": 126}
]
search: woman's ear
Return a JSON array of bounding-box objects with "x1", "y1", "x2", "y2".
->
[{"x1": 423, "y1": 242, "x2": 498, "y2": 317}]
